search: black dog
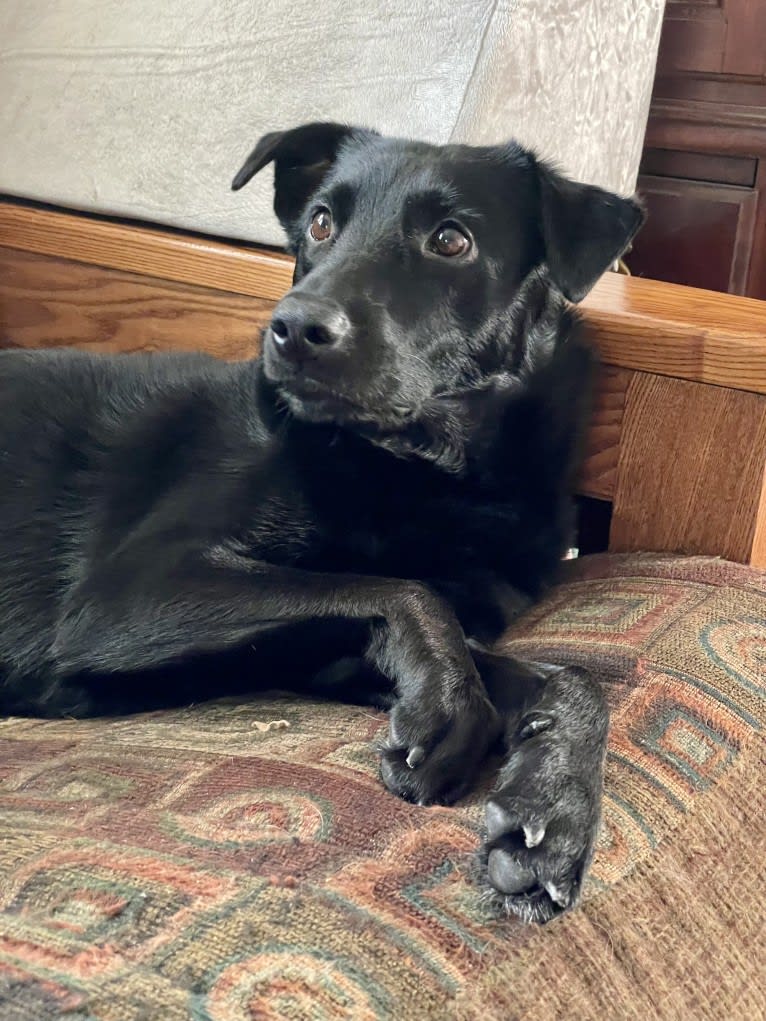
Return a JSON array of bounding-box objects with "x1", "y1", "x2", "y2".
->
[{"x1": 0, "y1": 123, "x2": 643, "y2": 922}]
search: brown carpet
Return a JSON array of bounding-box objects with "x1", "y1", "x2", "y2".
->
[{"x1": 0, "y1": 554, "x2": 764, "y2": 1020}]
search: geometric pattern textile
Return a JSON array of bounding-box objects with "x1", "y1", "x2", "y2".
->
[{"x1": 1, "y1": 554, "x2": 764, "y2": 1020}]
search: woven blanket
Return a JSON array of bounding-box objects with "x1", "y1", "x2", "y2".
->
[{"x1": 1, "y1": 554, "x2": 764, "y2": 1020}]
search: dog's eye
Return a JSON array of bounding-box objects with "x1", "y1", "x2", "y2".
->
[
  {"x1": 429, "y1": 224, "x2": 472, "y2": 258},
  {"x1": 309, "y1": 208, "x2": 333, "y2": 242}
]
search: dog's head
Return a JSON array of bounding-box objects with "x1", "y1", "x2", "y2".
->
[{"x1": 232, "y1": 122, "x2": 643, "y2": 437}]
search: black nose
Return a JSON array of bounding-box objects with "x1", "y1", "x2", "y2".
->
[{"x1": 269, "y1": 296, "x2": 350, "y2": 364}]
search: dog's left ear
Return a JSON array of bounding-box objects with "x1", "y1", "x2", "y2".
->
[
  {"x1": 232, "y1": 122, "x2": 375, "y2": 232},
  {"x1": 536, "y1": 161, "x2": 645, "y2": 302}
]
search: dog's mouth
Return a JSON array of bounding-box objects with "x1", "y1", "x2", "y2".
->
[
  {"x1": 274, "y1": 375, "x2": 415, "y2": 429},
  {"x1": 278, "y1": 377, "x2": 356, "y2": 421}
]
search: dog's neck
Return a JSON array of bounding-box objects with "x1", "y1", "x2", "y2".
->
[{"x1": 362, "y1": 271, "x2": 580, "y2": 477}]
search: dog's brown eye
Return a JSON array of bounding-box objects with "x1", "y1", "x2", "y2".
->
[
  {"x1": 429, "y1": 224, "x2": 471, "y2": 258},
  {"x1": 309, "y1": 208, "x2": 333, "y2": 242}
]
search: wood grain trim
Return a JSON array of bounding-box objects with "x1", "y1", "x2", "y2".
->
[
  {"x1": 0, "y1": 201, "x2": 294, "y2": 301},
  {"x1": 749, "y1": 462, "x2": 766, "y2": 566},
  {"x1": 578, "y1": 366, "x2": 630, "y2": 500},
  {"x1": 2, "y1": 202, "x2": 766, "y2": 394},
  {"x1": 0, "y1": 248, "x2": 271, "y2": 360},
  {"x1": 609, "y1": 372, "x2": 766, "y2": 566},
  {"x1": 582, "y1": 273, "x2": 766, "y2": 396}
]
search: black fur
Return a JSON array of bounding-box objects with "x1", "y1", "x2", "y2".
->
[{"x1": 0, "y1": 124, "x2": 643, "y2": 921}]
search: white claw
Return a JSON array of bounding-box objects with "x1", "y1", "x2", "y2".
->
[
  {"x1": 544, "y1": 881, "x2": 569, "y2": 907},
  {"x1": 406, "y1": 746, "x2": 425, "y2": 769},
  {"x1": 523, "y1": 824, "x2": 545, "y2": 848}
]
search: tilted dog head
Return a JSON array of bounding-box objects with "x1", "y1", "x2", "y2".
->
[{"x1": 232, "y1": 123, "x2": 643, "y2": 439}]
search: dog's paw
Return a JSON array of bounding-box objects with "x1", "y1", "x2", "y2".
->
[
  {"x1": 380, "y1": 687, "x2": 501, "y2": 805},
  {"x1": 480, "y1": 687, "x2": 607, "y2": 923}
]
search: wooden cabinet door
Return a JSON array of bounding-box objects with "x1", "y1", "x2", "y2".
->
[
  {"x1": 659, "y1": 1, "x2": 766, "y2": 77},
  {"x1": 629, "y1": 174, "x2": 759, "y2": 294}
]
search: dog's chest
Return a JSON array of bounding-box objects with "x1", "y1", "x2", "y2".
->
[
  {"x1": 244, "y1": 423, "x2": 561, "y2": 589},
  {"x1": 367, "y1": 495, "x2": 519, "y2": 577},
  {"x1": 303, "y1": 459, "x2": 523, "y2": 579}
]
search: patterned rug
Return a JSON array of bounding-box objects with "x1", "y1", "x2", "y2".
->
[{"x1": 1, "y1": 554, "x2": 764, "y2": 1020}]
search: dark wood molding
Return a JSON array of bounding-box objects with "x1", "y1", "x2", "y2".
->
[
  {"x1": 645, "y1": 98, "x2": 766, "y2": 156},
  {"x1": 636, "y1": 1, "x2": 766, "y2": 298},
  {"x1": 653, "y1": 75, "x2": 766, "y2": 108}
]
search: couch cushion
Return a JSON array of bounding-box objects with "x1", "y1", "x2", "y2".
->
[
  {"x1": 0, "y1": 554, "x2": 763, "y2": 1020},
  {"x1": 0, "y1": 1, "x2": 662, "y2": 244}
]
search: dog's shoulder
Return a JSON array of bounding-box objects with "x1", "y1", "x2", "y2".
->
[
  {"x1": 0, "y1": 347, "x2": 262, "y2": 435},
  {"x1": 0, "y1": 346, "x2": 232, "y2": 410},
  {"x1": 0, "y1": 348, "x2": 273, "y2": 541}
]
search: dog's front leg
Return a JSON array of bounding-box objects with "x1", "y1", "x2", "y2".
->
[
  {"x1": 472, "y1": 646, "x2": 609, "y2": 922},
  {"x1": 52, "y1": 543, "x2": 500, "y2": 803}
]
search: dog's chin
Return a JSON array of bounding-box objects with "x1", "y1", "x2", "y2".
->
[
  {"x1": 276, "y1": 379, "x2": 416, "y2": 430},
  {"x1": 280, "y1": 388, "x2": 352, "y2": 424}
]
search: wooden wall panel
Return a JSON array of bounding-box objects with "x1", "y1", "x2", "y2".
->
[
  {"x1": 610, "y1": 372, "x2": 766, "y2": 566},
  {"x1": 639, "y1": 148, "x2": 757, "y2": 187},
  {"x1": 658, "y1": 1, "x2": 766, "y2": 81},
  {"x1": 747, "y1": 161, "x2": 766, "y2": 299},
  {"x1": 0, "y1": 249, "x2": 271, "y2": 360}
]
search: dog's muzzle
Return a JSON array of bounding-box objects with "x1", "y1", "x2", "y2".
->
[{"x1": 268, "y1": 294, "x2": 351, "y2": 367}]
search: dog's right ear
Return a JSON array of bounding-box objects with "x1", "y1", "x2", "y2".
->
[{"x1": 231, "y1": 122, "x2": 373, "y2": 231}]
